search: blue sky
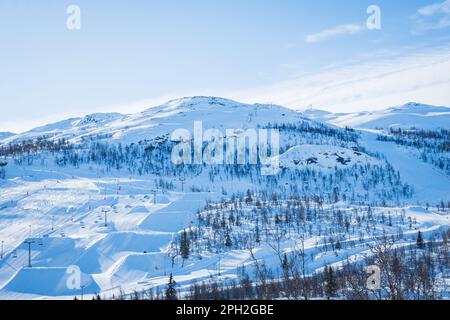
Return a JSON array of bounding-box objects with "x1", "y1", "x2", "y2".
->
[{"x1": 1, "y1": 0, "x2": 450, "y2": 132}]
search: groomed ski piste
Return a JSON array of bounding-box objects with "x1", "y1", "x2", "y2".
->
[{"x1": 0, "y1": 97, "x2": 448, "y2": 299}]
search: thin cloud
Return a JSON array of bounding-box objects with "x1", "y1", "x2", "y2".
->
[
  {"x1": 231, "y1": 47, "x2": 450, "y2": 113},
  {"x1": 418, "y1": 0, "x2": 450, "y2": 16},
  {"x1": 305, "y1": 24, "x2": 365, "y2": 44},
  {"x1": 414, "y1": 0, "x2": 450, "y2": 32}
]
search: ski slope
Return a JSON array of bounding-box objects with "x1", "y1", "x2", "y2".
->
[
  {"x1": 0, "y1": 170, "x2": 217, "y2": 299},
  {"x1": 361, "y1": 130, "x2": 450, "y2": 204}
]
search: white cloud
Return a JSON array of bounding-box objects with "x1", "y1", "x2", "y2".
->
[
  {"x1": 231, "y1": 47, "x2": 450, "y2": 113},
  {"x1": 305, "y1": 24, "x2": 365, "y2": 43},
  {"x1": 418, "y1": 0, "x2": 450, "y2": 16},
  {"x1": 414, "y1": 0, "x2": 450, "y2": 32}
]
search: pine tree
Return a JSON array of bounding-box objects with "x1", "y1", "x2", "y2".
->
[
  {"x1": 255, "y1": 219, "x2": 261, "y2": 243},
  {"x1": 245, "y1": 189, "x2": 253, "y2": 204},
  {"x1": 275, "y1": 213, "x2": 281, "y2": 224},
  {"x1": 224, "y1": 231, "x2": 233, "y2": 247},
  {"x1": 282, "y1": 253, "x2": 289, "y2": 280},
  {"x1": 324, "y1": 266, "x2": 338, "y2": 299},
  {"x1": 165, "y1": 273, "x2": 178, "y2": 300},
  {"x1": 417, "y1": 231, "x2": 425, "y2": 249},
  {"x1": 332, "y1": 186, "x2": 339, "y2": 203},
  {"x1": 180, "y1": 230, "x2": 190, "y2": 260}
]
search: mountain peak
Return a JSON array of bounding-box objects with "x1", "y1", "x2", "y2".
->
[
  {"x1": 160, "y1": 96, "x2": 243, "y2": 109},
  {"x1": 74, "y1": 112, "x2": 125, "y2": 127},
  {"x1": 404, "y1": 102, "x2": 421, "y2": 108}
]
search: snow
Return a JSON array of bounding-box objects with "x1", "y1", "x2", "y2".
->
[
  {"x1": 3, "y1": 267, "x2": 99, "y2": 297},
  {"x1": 277, "y1": 144, "x2": 380, "y2": 170},
  {"x1": 305, "y1": 102, "x2": 450, "y2": 131},
  {"x1": 360, "y1": 130, "x2": 450, "y2": 204},
  {"x1": 75, "y1": 231, "x2": 174, "y2": 274},
  {"x1": 139, "y1": 193, "x2": 212, "y2": 232}
]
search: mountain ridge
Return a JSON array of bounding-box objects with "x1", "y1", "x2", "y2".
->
[
  {"x1": 0, "y1": 96, "x2": 306, "y2": 146},
  {"x1": 0, "y1": 132, "x2": 15, "y2": 141},
  {"x1": 301, "y1": 102, "x2": 450, "y2": 130},
  {"x1": 3, "y1": 99, "x2": 449, "y2": 147}
]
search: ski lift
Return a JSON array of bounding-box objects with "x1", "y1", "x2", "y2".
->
[
  {"x1": 38, "y1": 238, "x2": 43, "y2": 246},
  {"x1": 12, "y1": 250, "x2": 17, "y2": 258}
]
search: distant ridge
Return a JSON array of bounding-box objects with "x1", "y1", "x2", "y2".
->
[{"x1": 301, "y1": 102, "x2": 450, "y2": 130}]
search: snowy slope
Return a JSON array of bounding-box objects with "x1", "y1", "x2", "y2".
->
[
  {"x1": 304, "y1": 102, "x2": 450, "y2": 131},
  {"x1": 360, "y1": 131, "x2": 450, "y2": 204},
  {"x1": 1, "y1": 113, "x2": 126, "y2": 145}
]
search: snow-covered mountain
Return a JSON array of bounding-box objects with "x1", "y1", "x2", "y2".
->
[
  {"x1": 1, "y1": 113, "x2": 126, "y2": 145},
  {"x1": 0, "y1": 97, "x2": 448, "y2": 300},
  {"x1": 1, "y1": 97, "x2": 304, "y2": 146},
  {"x1": 304, "y1": 102, "x2": 450, "y2": 131},
  {"x1": 0, "y1": 132, "x2": 15, "y2": 141},
  {"x1": 4, "y1": 100, "x2": 447, "y2": 147}
]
